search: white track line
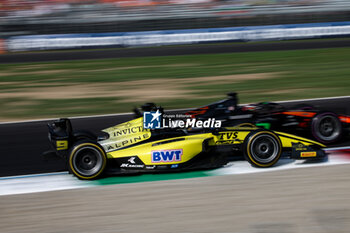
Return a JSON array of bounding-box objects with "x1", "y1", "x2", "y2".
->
[
  {"x1": 0, "y1": 146, "x2": 348, "y2": 181},
  {"x1": 325, "y1": 146, "x2": 350, "y2": 151},
  {"x1": 1, "y1": 95, "x2": 350, "y2": 125},
  {"x1": 0, "y1": 173, "x2": 92, "y2": 196},
  {"x1": 1, "y1": 148, "x2": 350, "y2": 196},
  {"x1": 0, "y1": 171, "x2": 68, "y2": 181},
  {"x1": 274, "y1": 95, "x2": 350, "y2": 103}
]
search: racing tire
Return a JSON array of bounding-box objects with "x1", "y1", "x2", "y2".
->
[
  {"x1": 68, "y1": 140, "x2": 107, "y2": 180},
  {"x1": 244, "y1": 130, "x2": 282, "y2": 168},
  {"x1": 311, "y1": 112, "x2": 342, "y2": 144}
]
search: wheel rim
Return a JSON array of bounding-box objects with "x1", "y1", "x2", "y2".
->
[
  {"x1": 72, "y1": 146, "x2": 103, "y2": 177},
  {"x1": 250, "y1": 134, "x2": 279, "y2": 163},
  {"x1": 316, "y1": 116, "x2": 340, "y2": 141}
]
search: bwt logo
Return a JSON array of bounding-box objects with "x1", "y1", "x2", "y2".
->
[
  {"x1": 143, "y1": 110, "x2": 162, "y2": 129},
  {"x1": 152, "y1": 149, "x2": 183, "y2": 163}
]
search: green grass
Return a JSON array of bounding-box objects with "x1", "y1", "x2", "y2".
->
[{"x1": 1, "y1": 47, "x2": 350, "y2": 121}]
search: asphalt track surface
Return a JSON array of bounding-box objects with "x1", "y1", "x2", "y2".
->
[
  {"x1": 1, "y1": 38, "x2": 350, "y2": 63},
  {"x1": 1, "y1": 164, "x2": 350, "y2": 233},
  {"x1": 1, "y1": 97, "x2": 350, "y2": 177}
]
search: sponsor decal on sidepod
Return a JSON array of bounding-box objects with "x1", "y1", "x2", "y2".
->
[{"x1": 152, "y1": 149, "x2": 183, "y2": 163}]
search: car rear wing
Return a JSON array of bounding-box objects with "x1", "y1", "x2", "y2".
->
[{"x1": 47, "y1": 118, "x2": 73, "y2": 154}]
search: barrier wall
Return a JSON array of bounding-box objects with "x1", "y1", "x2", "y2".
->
[{"x1": 6, "y1": 21, "x2": 350, "y2": 52}]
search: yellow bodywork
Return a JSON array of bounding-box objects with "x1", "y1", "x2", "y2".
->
[
  {"x1": 106, "y1": 134, "x2": 213, "y2": 165},
  {"x1": 209, "y1": 127, "x2": 324, "y2": 147},
  {"x1": 98, "y1": 119, "x2": 324, "y2": 166},
  {"x1": 101, "y1": 118, "x2": 151, "y2": 151},
  {"x1": 210, "y1": 130, "x2": 250, "y2": 145},
  {"x1": 274, "y1": 131, "x2": 325, "y2": 148}
]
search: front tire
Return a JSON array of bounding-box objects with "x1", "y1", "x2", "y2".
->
[
  {"x1": 311, "y1": 112, "x2": 342, "y2": 144},
  {"x1": 68, "y1": 141, "x2": 107, "y2": 180},
  {"x1": 244, "y1": 131, "x2": 282, "y2": 167}
]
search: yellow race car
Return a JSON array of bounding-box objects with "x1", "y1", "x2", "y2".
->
[{"x1": 45, "y1": 115, "x2": 326, "y2": 180}]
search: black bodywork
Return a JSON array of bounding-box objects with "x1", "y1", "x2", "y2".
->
[{"x1": 185, "y1": 93, "x2": 350, "y2": 144}]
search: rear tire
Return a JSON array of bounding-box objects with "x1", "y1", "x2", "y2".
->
[
  {"x1": 311, "y1": 112, "x2": 342, "y2": 144},
  {"x1": 244, "y1": 131, "x2": 282, "y2": 167},
  {"x1": 68, "y1": 141, "x2": 107, "y2": 180}
]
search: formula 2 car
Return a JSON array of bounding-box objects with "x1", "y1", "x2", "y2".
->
[
  {"x1": 186, "y1": 93, "x2": 350, "y2": 144},
  {"x1": 44, "y1": 111, "x2": 326, "y2": 180}
]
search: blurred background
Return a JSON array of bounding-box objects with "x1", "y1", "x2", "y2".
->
[
  {"x1": 1, "y1": 0, "x2": 350, "y2": 35},
  {"x1": 1, "y1": 0, "x2": 349, "y2": 36},
  {"x1": 0, "y1": 0, "x2": 350, "y2": 121}
]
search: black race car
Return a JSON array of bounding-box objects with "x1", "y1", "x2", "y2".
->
[{"x1": 186, "y1": 93, "x2": 350, "y2": 144}]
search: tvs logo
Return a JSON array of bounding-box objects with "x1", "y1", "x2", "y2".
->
[
  {"x1": 143, "y1": 110, "x2": 162, "y2": 129},
  {"x1": 152, "y1": 149, "x2": 183, "y2": 163}
]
